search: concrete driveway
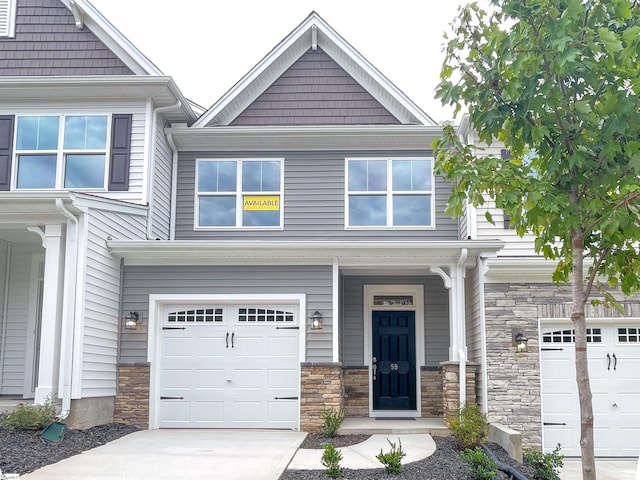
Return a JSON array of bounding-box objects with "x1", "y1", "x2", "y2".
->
[{"x1": 21, "y1": 429, "x2": 307, "y2": 480}]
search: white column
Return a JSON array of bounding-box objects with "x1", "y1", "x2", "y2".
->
[{"x1": 34, "y1": 224, "x2": 65, "y2": 404}]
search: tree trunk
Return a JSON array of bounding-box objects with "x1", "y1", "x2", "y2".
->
[{"x1": 571, "y1": 231, "x2": 597, "y2": 480}]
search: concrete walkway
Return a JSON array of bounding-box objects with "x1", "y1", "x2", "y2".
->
[
  {"x1": 20, "y1": 429, "x2": 307, "y2": 480},
  {"x1": 288, "y1": 433, "x2": 436, "y2": 470},
  {"x1": 559, "y1": 458, "x2": 639, "y2": 480}
]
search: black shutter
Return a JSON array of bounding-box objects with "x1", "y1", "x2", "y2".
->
[
  {"x1": 0, "y1": 115, "x2": 15, "y2": 191},
  {"x1": 108, "y1": 114, "x2": 133, "y2": 191}
]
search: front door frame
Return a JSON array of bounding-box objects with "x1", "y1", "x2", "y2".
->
[{"x1": 364, "y1": 284, "x2": 424, "y2": 418}]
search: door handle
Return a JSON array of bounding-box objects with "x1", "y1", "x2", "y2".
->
[
  {"x1": 612, "y1": 353, "x2": 617, "y2": 371},
  {"x1": 226, "y1": 332, "x2": 229, "y2": 348},
  {"x1": 607, "y1": 353, "x2": 611, "y2": 370},
  {"x1": 231, "y1": 332, "x2": 235, "y2": 348}
]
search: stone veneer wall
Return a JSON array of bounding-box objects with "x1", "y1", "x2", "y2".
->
[
  {"x1": 421, "y1": 367, "x2": 444, "y2": 417},
  {"x1": 113, "y1": 364, "x2": 150, "y2": 429},
  {"x1": 440, "y1": 362, "x2": 477, "y2": 420},
  {"x1": 300, "y1": 363, "x2": 343, "y2": 432}
]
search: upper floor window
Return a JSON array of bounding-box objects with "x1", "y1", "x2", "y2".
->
[
  {"x1": 346, "y1": 158, "x2": 433, "y2": 228},
  {"x1": 0, "y1": 0, "x2": 17, "y2": 38},
  {"x1": 15, "y1": 115, "x2": 108, "y2": 189},
  {"x1": 196, "y1": 159, "x2": 283, "y2": 228}
]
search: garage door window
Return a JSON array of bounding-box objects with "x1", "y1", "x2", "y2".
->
[
  {"x1": 542, "y1": 328, "x2": 602, "y2": 344},
  {"x1": 238, "y1": 307, "x2": 294, "y2": 323},
  {"x1": 617, "y1": 327, "x2": 640, "y2": 343},
  {"x1": 167, "y1": 308, "x2": 224, "y2": 323}
]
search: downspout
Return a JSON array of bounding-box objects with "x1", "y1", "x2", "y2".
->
[
  {"x1": 166, "y1": 130, "x2": 179, "y2": 240},
  {"x1": 478, "y1": 256, "x2": 489, "y2": 413},
  {"x1": 55, "y1": 199, "x2": 78, "y2": 416},
  {"x1": 147, "y1": 101, "x2": 181, "y2": 240},
  {"x1": 457, "y1": 248, "x2": 468, "y2": 407},
  {"x1": 0, "y1": 242, "x2": 11, "y2": 391}
]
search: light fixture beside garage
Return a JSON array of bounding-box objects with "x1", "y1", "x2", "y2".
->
[
  {"x1": 513, "y1": 330, "x2": 529, "y2": 353},
  {"x1": 309, "y1": 310, "x2": 323, "y2": 330},
  {"x1": 124, "y1": 311, "x2": 143, "y2": 330}
]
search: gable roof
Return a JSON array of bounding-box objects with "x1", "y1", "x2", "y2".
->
[
  {"x1": 194, "y1": 11, "x2": 437, "y2": 128},
  {"x1": 59, "y1": 0, "x2": 163, "y2": 76}
]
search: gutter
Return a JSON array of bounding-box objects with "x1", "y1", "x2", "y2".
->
[{"x1": 166, "y1": 130, "x2": 178, "y2": 240}]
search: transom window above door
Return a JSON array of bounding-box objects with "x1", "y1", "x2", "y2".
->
[
  {"x1": 196, "y1": 159, "x2": 283, "y2": 228},
  {"x1": 346, "y1": 158, "x2": 434, "y2": 228},
  {"x1": 15, "y1": 115, "x2": 109, "y2": 189}
]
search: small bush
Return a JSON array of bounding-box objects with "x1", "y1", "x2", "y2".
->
[
  {"x1": 524, "y1": 444, "x2": 564, "y2": 480},
  {"x1": 460, "y1": 448, "x2": 498, "y2": 480},
  {"x1": 445, "y1": 403, "x2": 489, "y2": 449},
  {"x1": 321, "y1": 442, "x2": 343, "y2": 478},
  {"x1": 376, "y1": 438, "x2": 406, "y2": 475},
  {"x1": 2, "y1": 400, "x2": 57, "y2": 430},
  {"x1": 321, "y1": 408, "x2": 344, "y2": 438}
]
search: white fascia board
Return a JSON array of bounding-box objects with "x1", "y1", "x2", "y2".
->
[
  {"x1": 69, "y1": 192, "x2": 148, "y2": 216},
  {"x1": 107, "y1": 239, "x2": 504, "y2": 266},
  {"x1": 167, "y1": 124, "x2": 442, "y2": 151},
  {"x1": 62, "y1": 0, "x2": 163, "y2": 76},
  {"x1": 484, "y1": 256, "x2": 559, "y2": 283},
  {"x1": 194, "y1": 12, "x2": 435, "y2": 128}
]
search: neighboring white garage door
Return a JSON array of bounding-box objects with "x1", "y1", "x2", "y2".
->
[
  {"x1": 541, "y1": 322, "x2": 640, "y2": 456},
  {"x1": 158, "y1": 304, "x2": 300, "y2": 429}
]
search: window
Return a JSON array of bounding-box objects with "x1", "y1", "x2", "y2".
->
[
  {"x1": 196, "y1": 159, "x2": 283, "y2": 228},
  {"x1": 238, "y1": 307, "x2": 294, "y2": 323},
  {"x1": 542, "y1": 328, "x2": 602, "y2": 344},
  {"x1": 0, "y1": 0, "x2": 17, "y2": 38},
  {"x1": 618, "y1": 327, "x2": 640, "y2": 343},
  {"x1": 15, "y1": 115, "x2": 108, "y2": 189},
  {"x1": 346, "y1": 158, "x2": 433, "y2": 228},
  {"x1": 167, "y1": 308, "x2": 224, "y2": 323}
]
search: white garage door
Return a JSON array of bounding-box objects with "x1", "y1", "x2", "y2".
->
[
  {"x1": 158, "y1": 304, "x2": 300, "y2": 429},
  {"x1": 541, "y1": 323, "x2": 640, "y2": 456}
]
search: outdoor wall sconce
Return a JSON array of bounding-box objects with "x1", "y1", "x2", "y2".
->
[
  {"x1": 124, "y1": 311, "x2": 142, "y2": 330},
  {"x1": 309, "y1": 311, "x2": 323, "y2": 330},
  {"x1": 514, "y1": 332, "x2": 529, "y2": 353}
]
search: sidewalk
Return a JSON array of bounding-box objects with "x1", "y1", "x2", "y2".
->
[{"x1": 559, "y1": 458, "x2": 639, "y2": 480}]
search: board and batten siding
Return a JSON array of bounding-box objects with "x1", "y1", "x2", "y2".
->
[
  {"x1": 81, "y1": 209, "x2": 146, "y2": 398},
  {"x1": 150, "y1": 119, "x2": 172, "y2": 239},
  {"x1": 120, "y1": 264, "x2": 333, "y2": 363},
  {"x1": 465, "y1": 263, "x2": 484, "y2": 409},
  {"x1": 341, "y1": 275, "x2": 450, "y2": 368},
  {"x1": 0, "y1": 0, "x2": 133, "y2": 76},
  {"x1": 175, "y1": 151, "x2": 459, "y2": 241},
  {"x1": 0, "y1": 243, "x2": 37, "y2": 394}
]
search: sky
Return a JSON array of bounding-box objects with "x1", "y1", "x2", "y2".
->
[{"x1": 89, "y1": 0, "x2": 471, "y2": 123}]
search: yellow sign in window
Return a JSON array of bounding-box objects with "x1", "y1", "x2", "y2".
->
[{"x1": 243, "y1": 195, "x2": 280, "y2": 211}]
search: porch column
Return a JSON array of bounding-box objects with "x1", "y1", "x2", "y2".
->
[{"x1": 34, "y1": 224, "x2": 65, "y2": 404}]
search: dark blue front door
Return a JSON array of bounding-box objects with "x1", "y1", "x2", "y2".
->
[{"x1": 372, "y1": 311, "x2": 416, "y2": 410}]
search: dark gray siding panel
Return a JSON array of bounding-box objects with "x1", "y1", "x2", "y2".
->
[
  {"x1": 0, "y1": 0, "x2": 133, "y2": 76},
  {"x1": 175, "y1": 150, "x2": 459, "y2": 241},
  {"x1": 341, "y1": 275, "x2": 449, "y2": 368},
  {"x1": 0, "y1": 115, "x2": 14, "y2": 190},
  {"x1": 120, "y1": 265, "x2": 333, "y2": 363},
  {"x1": 231, "y1": 49, "x2": 401, "y2": 126}
]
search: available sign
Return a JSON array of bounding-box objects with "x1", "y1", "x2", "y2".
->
[{"x1": 243, "y1": 195, "x2": 280, "y2": 211}]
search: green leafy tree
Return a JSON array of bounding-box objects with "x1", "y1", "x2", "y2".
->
[{"x1": 434, "y1": 1, "x2": 640, "y2": 479}]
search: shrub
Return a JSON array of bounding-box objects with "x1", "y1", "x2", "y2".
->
[
  {"x1": 376, "y1": 438, "x2": 406, "y2": 475},
  {"x1": 445, "y1": 403, "x2": 490, "y2": 449},
  {"x1": 460, "y1": 448, "x2": 498, "y2": 480},
  {"x1": 321, "y1": 442, "x2": 343, "y2": 478},
  {"x1": 524, "y1": 444, "x2": 564, "y2": 480},
  {"x1": 321, "y1": 408, "x2": 344, "y2": 438},
  {"x1": 2, "y1": 399, "x2": 57, "y2": 430}
]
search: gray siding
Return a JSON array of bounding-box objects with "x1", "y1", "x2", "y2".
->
[
  {"x1": 150, "y1": 119, "x2": 173, "y2": 239},
  {"x1": 175, "y1": 151, "x2": 459, "y2": 241},
  {"x1": 120, "y1": 265, "x2": 333, "y2": 363},
  {"x1": 0, "y1": 0, "x2": 133, "y2": 76},
  {"x1": 465, "y1": 263, "x2": 484, "y2": 408},
  {"x1": 341, "y1": 275, "x2": 449, "y2": 368},
  {"x1": 231, "y1": 49, "x2": 400, "y2": 126},
  {"x1": 81, "y1": 209, "x2": 146, "y2": 397}
]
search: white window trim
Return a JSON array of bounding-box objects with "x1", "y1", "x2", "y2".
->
[
  {"x1": 147, "y1": 293, "x2": 306, "y2": 430},
  {"x1": 12, "y1": 114, "x2": 111, "y2": 191},
  {"x1": 194, "y1": 158, "x2": 284, "y2": 230},
  {"x1": 363, "y1": 284, "x2": 424, "y2": 418},
  {"x1": 345, "y1": 157, "x2": 436, "y2": 230},
  {"x1": 0, "y1": 0, "x2": 17, "y2": 38}
]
